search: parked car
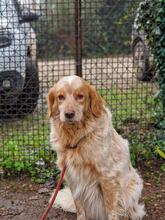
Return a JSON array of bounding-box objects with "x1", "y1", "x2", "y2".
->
[
  {"x1": 132, "y1": 18, "x2": 155, "y2": 81},
  {"x1": 0, "y1": 0, "x2": 40, "y2": 118}
]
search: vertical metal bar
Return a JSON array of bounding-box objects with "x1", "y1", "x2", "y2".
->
[{"x1": 75, "y1": 0, "x2": 82, "y2": 77}]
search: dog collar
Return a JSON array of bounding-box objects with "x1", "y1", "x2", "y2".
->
[
  {"x1": 66, "y1": 144, "x2": 78, "y2": 148},
  {"x1": 66, "y1": 134, "x2": 88, "y2": 149}
]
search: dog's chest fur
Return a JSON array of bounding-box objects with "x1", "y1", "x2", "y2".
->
[
  {"x1": 64, "y1": 145, "x2": 107, "y2": 219},
  {"x1": 50, "y1": 114, "x2": 111, "y2": 219}
]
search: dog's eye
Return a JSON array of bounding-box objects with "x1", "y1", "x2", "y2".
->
[
  {"x1": 76, "y1": 94, "x2": 84, "y2": 100},
  {"x1": 58, "y1": 94, "x2": 65, "y2": 101}
]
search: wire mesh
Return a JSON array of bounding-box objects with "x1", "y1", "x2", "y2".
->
[{"x1": 0, "y1": 0, "x2": 162, "y2": 173}]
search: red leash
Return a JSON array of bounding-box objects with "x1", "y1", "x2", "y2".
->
[{"x1": 39, "y1": 165, "x2": 67, "y2": 220}]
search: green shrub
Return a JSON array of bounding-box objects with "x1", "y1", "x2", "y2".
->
[
  {"x1": 134, "y1": 0, "x2": 165, "y2": 165},
  {"x1": 0, "y1": 120, "x2": 58, "y2": 182},
  {"x1": 136, "y1": 0, "x2": 165, "y2": 114}
]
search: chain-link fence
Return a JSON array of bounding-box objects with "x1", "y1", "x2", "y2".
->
[{"x1": 0, "y1": 0, "x2": 163, "y2": 175}]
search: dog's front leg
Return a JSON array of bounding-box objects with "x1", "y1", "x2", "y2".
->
[
  {"x1": 100, "y1": 179, "x2": 119, "y2": 220},
  {"x1": 68, "y1": 184, "x2": 87, "y2": 220},
  {"x1": 75, "y1": 199, "x2": 87, "y2": 220}
]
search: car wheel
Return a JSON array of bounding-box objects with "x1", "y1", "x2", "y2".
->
[
  {"x1": 0, "y1": 57, "x2": 39, "y2": 119},
  {"x1": 16, "y1": 57, "x2": 39, "y2": 116},
  {"x1": 132, "y1": 38, "x2": 153, "y2": 81}
]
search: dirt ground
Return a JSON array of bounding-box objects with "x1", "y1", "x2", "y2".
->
[{"x1": 0, "y1": 161, "x2": 164, "y2": 220}]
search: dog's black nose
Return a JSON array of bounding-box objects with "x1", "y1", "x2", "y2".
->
[{"x1": 65, "y1": 112, "x2": 75, "y2": 119}]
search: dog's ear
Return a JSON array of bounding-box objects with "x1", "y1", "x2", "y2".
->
[
  {"x1": 89, "y1": 85, "x2": 104, "y2": 118},
  {"x1": 47, "y1": 86, "x2": 57, "y2": 118}
]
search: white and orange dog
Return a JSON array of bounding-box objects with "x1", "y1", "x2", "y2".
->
[{"x1": 48, "y1": 75, "x2": 145, "y2": 220}]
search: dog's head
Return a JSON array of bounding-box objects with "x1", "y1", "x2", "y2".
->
[{"x1": 48, "y1": 75, "x2": 104, "y2": 123}]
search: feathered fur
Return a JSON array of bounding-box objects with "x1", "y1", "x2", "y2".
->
[{"x1": 48, "y1": 75, "x2": 145, "y2": 220}]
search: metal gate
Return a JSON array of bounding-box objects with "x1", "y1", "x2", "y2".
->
[{"x1": 0, "y1": 0, "x2": 162, "y2": 176}]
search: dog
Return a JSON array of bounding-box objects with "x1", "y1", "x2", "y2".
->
[{"x1": 48, "y1": 75, "x2": 145, "y2": 220}]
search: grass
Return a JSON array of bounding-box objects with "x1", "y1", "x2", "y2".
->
[
  {"x1": 0, "y1": 113, "x2": 52, "y2": 180},
  {"x1": 0, "y1": 82, "x2": 164, "y2": 181},
  {"x1": 100, "y1": 83, "x2": 161, "y2": 128}
]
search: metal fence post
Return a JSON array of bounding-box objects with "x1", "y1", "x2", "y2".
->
[{"x1": 75, "y1": 0, "x2": 82, "y2": 77}]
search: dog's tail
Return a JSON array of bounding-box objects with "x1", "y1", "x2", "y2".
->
[{"x1": 50, "y1": 187, "x2": 76, "y2": 213}]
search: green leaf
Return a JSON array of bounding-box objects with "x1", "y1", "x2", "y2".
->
[
  {"x1": 155, "y1": 147, "x2": 165, "y2": 159},
  {"x1": 161, "y1": 163, "x2": 165, "y2": 172}
]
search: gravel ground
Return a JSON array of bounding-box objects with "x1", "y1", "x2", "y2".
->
[
  {"x1": 38, "y1": 56, "x2": 135, "y2": 88},
  {"x1": 37, "y1": 57, "x2": 137, "y2": 108}
]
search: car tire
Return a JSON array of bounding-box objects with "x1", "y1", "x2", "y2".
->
[
  {"x1": 0, "y1": 57, "x2": 39, "y2": 119},
  {"x1": 132, "y1": 38, "x2": 153, "y2": 81},
  {"x1": 16, "y1": 57, "x2": 39, "y2": 116}
]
